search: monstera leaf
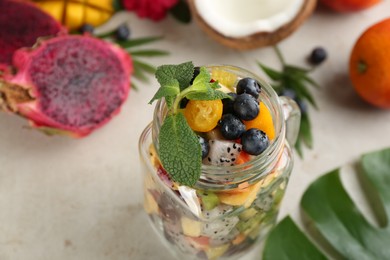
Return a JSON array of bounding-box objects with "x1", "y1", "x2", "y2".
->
[{"x1": 263, "y1": 147, "x2": 390, "y2": 260}]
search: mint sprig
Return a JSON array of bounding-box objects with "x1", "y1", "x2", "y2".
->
[{"x1": 149, "y1": 62, "x2": 231, "y2": 186}]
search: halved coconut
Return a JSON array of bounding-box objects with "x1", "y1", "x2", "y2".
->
[{"x1": 188, "y1": 0, "x2": 317, "y2": 50}]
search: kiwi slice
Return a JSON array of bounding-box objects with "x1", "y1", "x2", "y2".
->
[{"x1": 197, "y1": 190, "x2": 219, "y2": 210}]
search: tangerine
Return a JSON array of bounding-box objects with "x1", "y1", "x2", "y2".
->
[{"x1": 349, "y1": 18, "x2": 390, "y2": 108}]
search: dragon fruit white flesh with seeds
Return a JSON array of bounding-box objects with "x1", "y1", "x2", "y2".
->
[
  {"x1": 201, "y1": 204, "x2": 239, "y2": 239},
  {"x1": 203, "y1": 140, "x2": 242, "y2": 166},
  {"x1": 0, "y1": 35, "x2": 132, "y2": 137}
]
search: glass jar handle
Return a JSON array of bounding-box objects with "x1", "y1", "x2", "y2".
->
[{"x1": 279, "y1": 96, "x2": 301, "y2": 146}]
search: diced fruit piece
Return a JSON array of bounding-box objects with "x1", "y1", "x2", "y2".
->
[
  {"x1": 236, "y1": 77, "x2": 261, "y2": 98},
  {"x1": 197, "y1": 190, "x2": 220, "y2": 210},
  {"x1": 239, "y1": 208, "x2": 258, "y2": 220},
  {"x1": 184, "y1": 100, "x2": 223, "y2": 132},
  {"x1": 186, "y1": 236, "x2": 210, "y2": 250},
  {"x1": 232, "y1": 233, "x2": 246, "y2": 245},
  {"x1": 244, "y1": 102, "x2": 275, "y2": 140},
  {"x1": 236, "y1": 211, "x2": 263, "y2": 234},
  {"x1": 144, "y1": 192, "x2": 159, "y2": 214},
  {"x1": 181, "y1": 217, "x2": 202, "y2": 237},
  {"x1": 201, "y1": 205, "x2": 239, "y2": 239},
  {"x1": 235, "y1": 151, "x2": 251, "y2": 165},
  {"x1": 164, "y1": 222, "x2": 200, "y2": 255},
  {"x1": 241, "y1": 129, "x2": 269, "y2": 155},
  {"x1": 209, "y1": 228, "x2": 239, "y2": 246},
  {"x1": 219, "y1": 114, "x2": 246, "y2": 140},
  {"x1": 199, "y1": 136, "x2": 210, "y2": 159},
  {"x1": 217, "y1": 181, "x2": 262, "y2": 208},
  {"x1": 148, "y1": 144, "x2": 161, "y2": 168},
  {"x1": 203, "y1": 140, "x2": 242, "y2": 166},
  {"x1": 233, "y1": 93, "x2": 259, "y2": 121},
  {"x1": 211, "y1": 68, "x2": 237, "y2": 89},
  {"x1": 205, "y1": 244, "x2": 229, "y2": 260},
  {"x1": 222, "y1": 92, "x2": 237, "y2": 114}
]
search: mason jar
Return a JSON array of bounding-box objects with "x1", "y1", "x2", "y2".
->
[{"x1": 138, "y1": 65, "x2": 301, "y2": 260}]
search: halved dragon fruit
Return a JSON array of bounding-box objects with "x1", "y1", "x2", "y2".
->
[
  {"x1": 0, "y1": 35, "x2": 132, "y2": 137},
  {"x1": 203, "y1": 140, "x2": 242, "y2": 166},
  {"x1": 0, "y1": 0, "x2": 65, "y2": 71}
]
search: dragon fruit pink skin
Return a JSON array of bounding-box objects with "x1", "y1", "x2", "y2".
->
[
  {"x1": 0, "y1": 35, "x2": 132, "y2": 137},
  {"x1": 0, "y1": 0, "x2": 65, "y2": 71}
]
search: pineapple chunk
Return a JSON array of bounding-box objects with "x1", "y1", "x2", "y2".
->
[
  {"x1": 181, "y1": 217, "x2": 202, "y2": 237},
  {"x1": 206, "y1": 244, "x2": 229, "y2": 260}
]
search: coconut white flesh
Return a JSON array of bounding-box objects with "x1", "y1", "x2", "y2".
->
[{"x1": 194, "y1": 0, "x2": 304, "y2": 38}]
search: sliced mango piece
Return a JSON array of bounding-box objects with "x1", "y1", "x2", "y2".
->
[
  {"x1": 217, "y1": 181, "x2": 262, "y2": 208},
  {"x1": 211, "y1": 68, "x2": 237, "y2": 89},
  {"x1": 244, "y1": 102, "x2": 275, "y2": 140},
  {"x1": 181, "y1": 217, "x2": 202, "y2": 237}
]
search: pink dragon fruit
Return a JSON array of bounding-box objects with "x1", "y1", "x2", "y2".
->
[
  {"x1": 0, "y1": 0, "x2": 65, "y2": 71},
  {"x1": 0, "y1": 35, "x2": 132, "y2": 137}
]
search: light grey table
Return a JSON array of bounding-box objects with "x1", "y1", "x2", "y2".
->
[{"x1": 1, "y1": 3, "x2": 390, "y2": 259}]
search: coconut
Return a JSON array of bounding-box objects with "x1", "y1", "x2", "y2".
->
[{"x1": 188, "y1": 0, "x2": 317, "y2": 50}]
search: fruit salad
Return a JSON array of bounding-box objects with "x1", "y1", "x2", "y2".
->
[{"x1": 140, "y1": 64, "x2": 295, "y2": 259}]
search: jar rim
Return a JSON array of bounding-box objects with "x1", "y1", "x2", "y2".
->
[{"x1": 152, "y1": 65, "x2": 286, "y2": 190}]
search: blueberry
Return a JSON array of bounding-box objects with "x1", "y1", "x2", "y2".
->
[
  {"x1": 199, "y1": 136, "x2": 209, "y2": 159},
  {"x1": 190, "y1": 67, "x2": 200, "y2": 84},
  {"x1": 309, "y1": 47, "x2": 327, "y2": 65},
  {"x1": 236, "y1": 77, "x2": 261, "y2": 98},
  {"x1": 233, "y1": 93, "x2": 259, "y2": 121},
  {"x1": 222, "y1": 92, "x2": 237, "y2": 114},
  {"x1": 79, "y1": 24, "x2": 94, "y2": 34},
  {"x1": 219, "y1": 114, "x2": 246, "y2": 140},
  {"x1": 116, "y1": 23, "x2": 131, "y2": 40},
  {"x1": 241, "y1": 129, "x2": 269, "y2": 155},
  {"x1": 179, "y1": 97, "x2": 189, "y2": 108}
]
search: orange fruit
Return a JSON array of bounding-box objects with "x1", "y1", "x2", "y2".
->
[
  {"x1": 243, "y1": 102, "x2": 275, "y2": 140},
  {"x1": 320, "y1": 0, "x2": 381, "y2": 12},
  {"x1": 349, "y1": 18, "x2": 390, "y2": 108},
  {"x1": 184, "y1": 100, "x2": 223, "y2": 132}
]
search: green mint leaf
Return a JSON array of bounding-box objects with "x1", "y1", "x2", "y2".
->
[
  {"x1": 186, "y1": 89, "x2": 231, "y2": 101},
  {"x1": 158, "y1": 113, "x2": 202, "y2": 186},
  {"x1": 165, "y1": 96, "x2": 175, "y2": 109},
  {"x1": 169, "y1": 0, "x2": 192, "y2": 23},
  {"x1": 149, "y1": 79, "x2": 180, "y2": 104},
  {"x1": 155, "y1": 62, "x2": 194, "y2": 91},
  {"x1": 190, "y1": 67, "x2": 211, "y2": 92}
]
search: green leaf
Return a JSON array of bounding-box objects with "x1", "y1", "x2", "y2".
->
[
  {"x1": 169, "y1": 0, "x2": 191, "y2": 23},
  {"x1": 263, "y1": 217, "x2": 327, "y2": 260},
  {"x1": 149, "y1": 79, "x2": 180, "y2": 104},
  {"x1": 300, "y1": 113, "x2": 313, "y2": 148},
  {"x1": 130, "y1": 49, "x2": 169, "y2": 57},
  {"x1": 117, "y1": 36, "x2": 163, "y2": 48},
  {"x1": 158, "y1": 113, "x2": 202, "y2": 186},
  {"x1": 189, "y1": 67, "x2": 211, "y2": 93},
  {"x1": 258, "y1": 63, "x2": 283, "y2": 80},
  {"x1": 133, "y1": 59, "x2": 156, "y2": 74},
  {"x1": 112, "y1": 0, "x2": 123, "y2": 11},
  {"x1": 263, "y1": 147, "x2": 390, "y2": 260},
  {"x1": 186, "y1": 89, "x2": 231, "y2": 101},
  {"x1": 155, "y1": 62, "x2": 194, "y2": 91}
]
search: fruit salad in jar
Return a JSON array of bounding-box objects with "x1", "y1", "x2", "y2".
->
[{"x1": 139, "y1": 63, "x2": 298, "y2": 260}]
